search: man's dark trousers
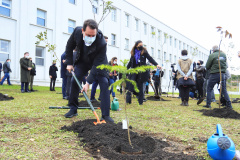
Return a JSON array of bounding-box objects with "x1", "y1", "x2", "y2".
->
[
  {"x1": 90, "y1": 80, "x2": 99, "y2": 100},
  {"x1": 68, "y1": 63, "x2": 110, "y2": 116},
  {"x1": 21, "y1": 82, "x2": 29, "y2": 91},
  {"x1": 207, "y1": 73, "x2": 231, "y2": 107},
  {"x1": 62, "y1": 76, "x2": 67, "y2": 98}
]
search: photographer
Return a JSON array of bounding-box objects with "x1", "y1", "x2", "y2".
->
[{"x1": 152, "y1": 66, "x2": 164, "y2": 96}]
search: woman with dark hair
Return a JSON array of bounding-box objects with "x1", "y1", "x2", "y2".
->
[
  {"x1": 109, "y1": 57, "x2": 118, "y2": 98},
  {"x1": 126, "y1": 40, "x2": 161, "y2": 105},
  {"x1": 176, "y1": 50, "x2": 194, "y2": 106}
]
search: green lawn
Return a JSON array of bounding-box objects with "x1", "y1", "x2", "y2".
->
[{"x1": 0, "y1": 85, "x2": 240, "y2": 159}]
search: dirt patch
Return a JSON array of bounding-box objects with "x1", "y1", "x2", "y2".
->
[
  {"x1": 146, "y1": 96, "x2": 171, "y2": 101},
  {"x1": 197, "y1": 108, "x2": 240, "y2": 119},
  {"x1": 0, "y1": 93, "x2": 14, "y2": 101},
  {"x1": 78, "y1": 100, "x2": 101, "y2": 107},
  {"x1": 61, "y1": 119, "x2": 203, "y2": 160}
]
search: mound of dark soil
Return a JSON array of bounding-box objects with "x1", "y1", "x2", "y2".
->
[
  {"x1": 78, "y1": 100, "x2": 101, "y2": 107},
  {"x1": 147, "y1": 96, "x2": 171, "y2": 101},
  {"x1": 232, "y1": 98, "x2": 240, "y2": 103},
  {"x1": 0, "y1": 93, "x2": 14, "y2": 101},
  {"x1": 197, "y1": 108, "x2": 240, "y2": 119},
  {"x1": 61, "y1": 119, "x2": 203, "y2": 160}
]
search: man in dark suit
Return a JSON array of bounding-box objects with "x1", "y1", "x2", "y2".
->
[
  {"x1": 0, "y1": 62, "x2": 2, "y2": 79},
  {"x1": 64, "y1": 19, "x2": 113, "y2": 122},
  {"x1": 49, "y1": 61, "x2": 58, "y2": 91},
  {"x1": 61, "y1": 52, "x2": 68, "y2": 99}
]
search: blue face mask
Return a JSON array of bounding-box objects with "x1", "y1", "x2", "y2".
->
[
  {"x1": 84, "y1": 35, "x2": 96, "y2": 46},
  {"x1": 8, "y1": 61, "x2": 11, "y2": 64}
]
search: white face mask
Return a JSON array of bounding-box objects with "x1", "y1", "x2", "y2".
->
[
  {"x1": 113, "y1": 61, "x2": 117, "y2": 64},
  {"x1": 25, "y1": 56, "x2": 29, "y2": 59},
  {"x1": 84, "y1": 35, "x2": 96, "y2": 46}
]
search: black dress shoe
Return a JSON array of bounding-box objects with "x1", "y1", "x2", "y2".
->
[
  {"x1": 203, "y1": 105, "x2": 211, "y2": 108},
  {"x1": 197, "y1": 97, "x2": 204, "y2": 105},
  {"x1": 64, "y1": 110, "x2": 78, "y2": 118},
  {"x1": 21, "y1": 90, "x2": 25, "y2": 93},
  {"x1": 101, "y1": 116, "x2": 114, "y2": 122}
]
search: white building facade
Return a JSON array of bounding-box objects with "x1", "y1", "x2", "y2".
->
[{"x1": 0, "y1": 0, "x2": 209, "y2": 90}]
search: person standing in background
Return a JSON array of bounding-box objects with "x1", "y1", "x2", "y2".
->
[
  {"x1": 49, "y1": 60, "x2": 58, "y2": 91},
  {"x1": 0, "y1": 59, "x2": 12, "y2": 85},
  {"x1": 29, "y1": 57, "x2": 36, "y2": 91},
  {"x1": 195, "y1": 60, "x2": 205, "y2": 105},
  {"x1": 109, "y1": 57, "x2": 118, "y2": 99},
  {"x1": 61, "y1": 52, "x2": 68, "y2": 99},
  {"x1": 0, "y1": 62, "x2": 2, "y2": 79},
  {"x1": 20, "y1": 52, "x2": 32, "y2": 93}
]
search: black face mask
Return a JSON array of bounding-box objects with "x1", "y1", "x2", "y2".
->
[
  {"x1": 197, "y1": 63, "x2": 200, "y2": 65},
  {"x1": 137, "y1": 46, "x2": 143, "y2": 50}
]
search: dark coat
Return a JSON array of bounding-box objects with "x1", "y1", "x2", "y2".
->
[
  {"x1": 152, "y1": 70, "x2": 164, "y2": 82},
  {"x1": 49, "y1": 65, "x2": 58, "y2": 80},
  {"x1": 127, "y1": 49, "x2": 158, "y2": 82},
  {"x1": 20, "y1": 57, "x2": 32, "y2": 82},
  {"x1": 0, "y1": 63, "x2": 2, "y2": 71},
  {"x1": 30, "y1": 63, "x2": 36, "y2": 76},
  {"x1": 61, "y1": 52, "x2": 67, "y2": 78},
  {"x1": 65, "y1": 27, "x2": 108, "y2": 84},
  {"x1": 3, "y1": 62, "x2": 11, "y2": 73}
]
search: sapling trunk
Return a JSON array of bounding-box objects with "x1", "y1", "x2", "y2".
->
[
  {"x1": 218, "y1": 41, "x2": 222, "y2": 108},
  {"x1": 122, "y1": 83, "x2": 133, "y2": 147}
]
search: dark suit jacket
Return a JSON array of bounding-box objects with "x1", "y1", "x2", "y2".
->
[
  {"x1": 65, "y1": 27, "x2": 108, "y2": 84},
  {"x1": 61, "y1": 52, "x2": 67, "y2": 78}
]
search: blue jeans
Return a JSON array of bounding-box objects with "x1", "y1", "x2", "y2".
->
[
  {"x1": 207, "y1": 73, "x2": 231, "y2": 107},
  {"x1": 90, "y1": 80, "x2": 99, "y2": 100},
  {"x1": 62, "y1": 76, "x2": 67, "y2": 97},
  {"x1": 68, "y1": 63, "x2": 110, "y2": 116},
  {"x1": 0, "y1": 73, "x2": 11, "y2": 85},
  {"x1": 21, "y1": 82, "x2": 29, "y2": 91},
  {"x1": 109, "y1": 77, "x2": 116, "y2": 97}
]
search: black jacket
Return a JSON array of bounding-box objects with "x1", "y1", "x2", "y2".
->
[
  {"x1": 30, "y1": 63, "x2": 36, "y2": 76},
  {"x1": 3, "y1": 62, "x2": 11, "y2": 73},
  {"x1": 127, "y1": 49, "x2": 158, "y2": 82},
  {"x1": 49, "y1": 65, "x2": 58, "y2": 79},
  {"x1": 152, "y1": 70, "x2": 164, "y2": 81},
  {"x1": 65, "y1": 27, "x2": 108, "y2": 84}
]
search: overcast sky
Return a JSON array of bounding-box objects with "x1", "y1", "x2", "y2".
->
[{"x1": 126, "y1": 0, "x2": 240, "y2": 73}]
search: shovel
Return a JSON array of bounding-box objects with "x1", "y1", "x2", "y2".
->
[{"x1": 71, "y1": 71, "x2": 106, "y2": 125}]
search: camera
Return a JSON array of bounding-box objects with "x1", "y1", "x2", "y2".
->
[{"x1": 171, "y1": 63, "x2": 176, "y2": 68}]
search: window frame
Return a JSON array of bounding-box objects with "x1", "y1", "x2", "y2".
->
[
  {"x1": 35, "y1": 47, "x2": 45, "y2": 66},
  {"x1": 143, "y1": 23, "x2": 147, "y2": 35},
  {"x1": 92, "y1": 0, "x2": 98, "y2": 14},
  {"x1": 0, "y1": 0, "x2": 11, "y2": 17},
  {"x1": 111, "y1": 8, "x2": 117, "y2": 22},
  {"x1": 37, "y1": 9, "x2": 46, "y2": 27},
  {"x1": 68, "y1": 19, "x2": 76, "y2": 34},
  {"x1": 135, "y1": 18, "x2": 139, "y2": 31},
  {"x1": 151, "y1": 27, "x2": 155, "y2": 38},
  {"x1": 125, "y1": 38, "x2": 129, "y2": 50},
  {"x1": 0, "y1": 39, "x2": 10, "y2": 62},
  {"x1": 151, "y1": 47, "x2": 154, "y2": 57},
  {"x1": 158, "y1": 50, "x2": 161, "y2": 59},
  {"x1": 111, "y1": 34, "x2": 116, "y2": 46},
  {"x1": 68, "y1": 0, "x2": 75, "y2": 4},
  {"x1": 158, "y1": 30, "x2": 161, "y2": 41},
  {"x1": 169, "y1": 36, "x2": 172, "y2": 46},
  {"x1": 125, "y1": 13, "x2": 129, "y2": 27}
]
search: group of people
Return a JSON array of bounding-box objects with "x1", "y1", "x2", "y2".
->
[
  {"x1": 1, "y1": 19, "x2": 234, "y2": 124},
  {"x1": 175, "y1": 46, "x2": 232, "y2": 109}
]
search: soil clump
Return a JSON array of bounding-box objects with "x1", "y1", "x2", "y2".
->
[
  {"x1": 0, "y1": 93, "x2": 14, "y2": 101},
  {"x1": 197, "y1": 108, "x2": 240, "y2": 119}
]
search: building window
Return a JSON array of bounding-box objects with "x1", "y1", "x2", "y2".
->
[
  {"x1": 174, "y1": 55, "x2": 177, "y2": 63},
  {"x1": 158, "y1": 30, "x2": 161, "y2": 41},
  {"x1": 69, "y1": 0, "x2": 75, "y2": 4},
  {"x1": 183, "y1": 43, "x2": 185, "y2": 49},
  {"x1": 0, "y1": 0, "x2": 11, "y2": 17},
  {"x1": 35, "y1": 47, "x2": 45, "y2": 66},
  {"x1": 163, "y1": 69, "x2": 166, "y2": 79},
  {"x1": 158, "y1": 50, "x2": 160, "y2": 59},
  {"x1": 0, "y1": 40, "x2": 9, "y2": 62},
  {"x1": 164, "y1": 52, "x2": 166, "y2": 61},
  {"x1": 164, "y1": 33, "x2": 167, "y2": 43},
  {"x1": 190, "y1": 47, "x2": 192, "y2": 53},
  {"x1": 169, "y1": 36, "x2": 172, "y2": 46},
  {"x1": 151, "y1": 47, "x2": 154, "y2": 57},
  {"x1": 125, "y1": 14, "x2": 129, "y2": 27},
  {"x1": 68, "y1": 19, "x2": 75, "y2": 34},
  {"x1": 92, "y1": 0, "x2": 98, "y2": 14},
  {"x1": 179, "y1": 41, "x2": 181, "y2": 50},
  {"x1": 174, "y1": 39, "x2": 177, "y2": 48},
  {"x1": 143, "y1": 23, "x2": 147, "y2": 35},
  {"x1": 125, "y1": 38, "x2": 129, "y2": 50},
  {"x1": 151, "y1": 27, "x2": 155, "y2": 38},
  {"x1": 111, "y1": 34, "x2": 116, "y2": 46},
  {"x1": 37, "y1": 9, "x2": 46, "y2": 26},
  {"x1": 111, "y1": 9, "x2": 117, "y2": 22},
  {"x1": 169, "y1": 54, "x2": 172, "y2": 62},
  {"x1": 135, "y1": 18, "x2": 139, "y2": 31}
]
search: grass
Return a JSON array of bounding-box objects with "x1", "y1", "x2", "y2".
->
[{"x1": 0, "y1": 85, "x2": 240, "y2": 159}]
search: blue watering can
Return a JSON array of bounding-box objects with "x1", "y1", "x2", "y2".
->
[
  {"x1": 207, "y1": 124, "x2": 235, "y2": 160},
  {"x1": 111, "y1": 98, "x2": 119, "y2": 111}
]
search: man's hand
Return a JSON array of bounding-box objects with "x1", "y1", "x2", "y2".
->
[
  {"x1": 50, "y1": 76, "x2": 52, "y2": 78},
  {"x1": 114, "y1": 73, "x2": 117, "y2": 76},
  {"x1": 62, "y1": 59, "x2": 66, "y2": 63},
  {"x1": 67, "y1": 65, "x2": 73, "y2": 73},
  {"x1": 81, "y1": 83, "x2": 90, "y2": 93},
  {"x1": 184, "y1": 76, "x2": 188, "y2": 80},
  {"x1": 28, "y1": 67, "x2": 32, "y2": 71},
  {"x1": 109, "y1": 73, "x2": 113, "y2": 76}
]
